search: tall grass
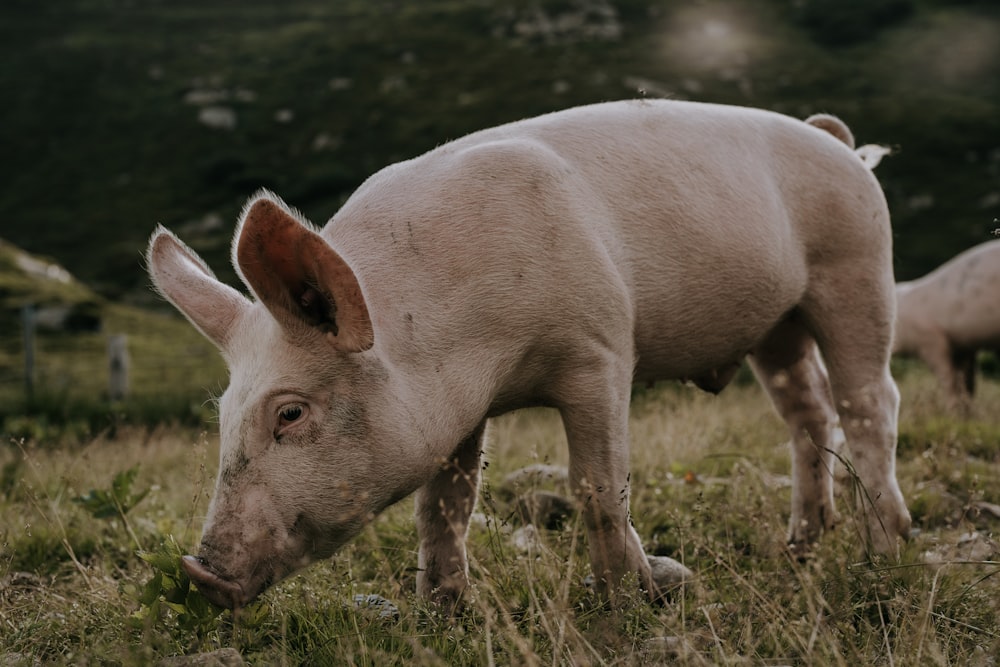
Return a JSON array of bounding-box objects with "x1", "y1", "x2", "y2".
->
[{"x1": 2, "y1": 369, "x2": 999, "y2": 664}]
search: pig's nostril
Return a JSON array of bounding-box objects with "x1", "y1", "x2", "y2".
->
[
  {"x1": 183, "y1": 554, "x2": 209, "y2": 572},
  {"x1": 181, "y1": 554, "x2": 215, "y2": 584},
  {"x1": 181, "y1": 555, "x2": 248, "y2": 610}
]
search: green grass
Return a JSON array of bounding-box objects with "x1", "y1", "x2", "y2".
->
[{"x1": 3, "y1": 369, "x2": 999, "y2": 664}]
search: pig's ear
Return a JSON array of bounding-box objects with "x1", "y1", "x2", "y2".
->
[
  {"x1": 233, "y1": 191, "x2": 374, "y2": 353},
  {"x1": 147, "y1": 226, "x2": 250, "y2": 352}
]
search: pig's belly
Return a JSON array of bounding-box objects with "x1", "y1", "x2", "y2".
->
[{"x1": 630, "y1": 283, "x2": 800, "y2": 384}]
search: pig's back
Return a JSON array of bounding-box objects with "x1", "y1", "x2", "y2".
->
[
  {"x1": 326, "y1": 100, "x2": 885, "y2": 380},
  {"x1": 909, "y1": 240, "x2": 1000, "y2": 348}
]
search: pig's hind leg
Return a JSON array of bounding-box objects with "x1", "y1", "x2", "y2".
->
[
  {"x1": 748, "y1": 315, "x2": 840, "y2": 555},
  {"x1": 952, "y1": 347, "x2": 977, "y2": 412},
  {"x1": 415, "y1": 421, "x2": 486, "y2": 611},
  {"x1": 801, "y1": 272, "x2": 911, "y2": 557},
  {"x1": 915, "y1": 329, "x2": 970, "y2": 411}
]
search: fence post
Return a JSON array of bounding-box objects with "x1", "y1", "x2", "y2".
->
[
  {"x1": 22, "y1": 304, "x2": 36, "y2": 401},
  {"x1": 108, "y1": 334, "x2": 130, "y2": 401}
]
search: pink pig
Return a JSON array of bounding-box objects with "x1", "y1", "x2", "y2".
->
[
  {"x1": 894, "y1": 239, "x2": 1000, "y2": 411},
  {"x1": 147, "y1": 100, "x2": 910, "y2": 610}
]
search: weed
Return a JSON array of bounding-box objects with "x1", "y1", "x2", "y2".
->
[
  {"x1": 130, "y1": 537, "x2": 223, "y2": 635},
  {"x1": 73, "y1": 465, "x2": 150, "y2": 550}
]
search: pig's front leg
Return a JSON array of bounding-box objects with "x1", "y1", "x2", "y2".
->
[
  {"x1": 561, "y1": 388, "x2": 654, "y2": 604},
  {"x1": 415, "y1": 421, "x2": 485, "y2": 611}
]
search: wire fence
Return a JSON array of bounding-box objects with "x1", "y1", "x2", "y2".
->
[{"x1": 2, "y1": 305, "x2": 227, "y2": 419}]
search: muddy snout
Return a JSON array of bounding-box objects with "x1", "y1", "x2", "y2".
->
[{"x1": 181, "y1": 555, "x2": 251, "y2": 610}]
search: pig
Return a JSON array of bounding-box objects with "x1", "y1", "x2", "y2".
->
[
  {"x1": 146, "y1": 99, "x2": 911, "y2": 611},
  {"x1": 893, "y1": 239, "x2": 1000, "y2": 410}
]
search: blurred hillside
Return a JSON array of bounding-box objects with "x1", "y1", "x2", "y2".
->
[
  {"x1": 1, "y1": 0, "x2": 998, "y2": 304},
  {"x1": 0, "y1": 238, "x2": 225, "y2": 433}
]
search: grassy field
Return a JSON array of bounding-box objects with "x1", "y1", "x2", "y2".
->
[
  {"x1": 2, "y1": 2, "x2": 997, "y2": 662},
  {"x1": 2, "y1": 366, "x2": 999, "y2": 665}
]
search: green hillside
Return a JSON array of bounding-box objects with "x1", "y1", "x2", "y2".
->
[
  {"x1": 2, "y1": 0, "x2": 999, "y2": 302},
  {"x1": 0, "y1": 240, "x2": 225, "y2": 435}
]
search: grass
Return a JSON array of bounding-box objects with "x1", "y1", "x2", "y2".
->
[{"x1": 2, "y1": 368, "x2": 999, "y2": 664}]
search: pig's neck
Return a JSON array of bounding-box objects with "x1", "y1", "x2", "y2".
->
[{"x1": 376, "y1": 353, "x2": 490, "y2": 459}]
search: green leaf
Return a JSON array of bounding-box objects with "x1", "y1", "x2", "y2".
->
[
  {"x1": 72, "y1": 489, "x2": 117, "y2": 518},
  {"x1": 139, "y1": 571, "x2": 163, "y2": 607},
  {"x1": 137, "y1": 548, "x2": 178, "y2": 575},
  {"x1": 236, "y1": 600, "x2": 269, "y2": 628},
  {"x1": 126, "y1": 609, "x2": 148, "y2": 630},
  {"x1": 72, "y1": 465, "x2": 150, "y2": 518},
  {"x1": 111, "y1": 466, "x2": 138, "y2": 497},
  {"x1": 185, "y1": 588, "x2": 224, "y2": 619},
  {"x1": 164, "y1": 582, "x2": 189, "y2": 605},
  {"x1": 164, "y1": 601, "x2": 189, "y2": 615}
]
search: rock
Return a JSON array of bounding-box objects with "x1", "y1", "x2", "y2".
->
[
  {"x1": 352, "y1": 593, "x2": 400, "y2": 622},
  {"x1": 969, "y1": 644, "x2": 996, "y2": 667},
  {"x1": 504, "y1": 0, "x2": 622, "y2": 43},
  {"x1": 499, "y1": 464, "x2": 569, "y2": 498},
  {"x1": 642, "y1": 635, "x2": 699, "y2": 661},
  {"x1": 311, "y1": 132, "x2": 341, "y2": 152},
  {"x1": 922, "y1": 531, "x2": 1000, "y2": 566},
  {"x1": 956, "y1": 531, "x2": 1000, "y2": 560},
  {"x1": 197, "y1": 106, "x2": 237, "y2": 131},
  {"x1": 583, "y1": 555, "x2": 694, "y2": 596},
  {"x1": 33, "y1": 303, "x2": 102, "y2": 332},
  {"x1": 970, "y1": 500, "x2": 1000, "y2": 521},
  {"x1": 514, "y1": 490, "x2": 575, "y2": 529},
  {"x1": 0, "y1": 572, "x2": 43, "y2": 591},
  {"x1": 512, "y1": 524, "x2": 543, "y2": 553},
  {"x1": 329, "y1": 77, "x2": 353, "y2": 91},
  {"x1": 178, "y1": 213, "x2": 224, "y2": 236},
  {"x1": 648, "y1": 554, "x2": 694, "y2": 592},
  {"x1": 157, "y1": 648, "x2": 245, "y2": 667},
  {"x1": 183, "y1": 89, "x2": 229, "y2": 106}
]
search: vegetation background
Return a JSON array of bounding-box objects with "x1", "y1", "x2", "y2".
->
[
  {"x1": 2, "y1": 0, "x2": 999, "y2": 303},
  {"x1": 1, "y1": 0, "x2": 1000, "y2": 664}
]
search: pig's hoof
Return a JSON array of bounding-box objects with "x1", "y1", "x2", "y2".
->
[
  {"x1": 860, "y1": 496, "x2": 912, "y2": 559},
  {"x1": 787, "y1": 538, "x2": 818, "y2": 562}
]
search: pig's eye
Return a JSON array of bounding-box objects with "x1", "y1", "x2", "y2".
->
[{"x1": 277, "y1": 403, "x2": 306, "y2": 428}]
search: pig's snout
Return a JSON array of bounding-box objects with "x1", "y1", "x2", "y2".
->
[{"x1": 181, "y1": 555, "x2": 249, "y2": 610}]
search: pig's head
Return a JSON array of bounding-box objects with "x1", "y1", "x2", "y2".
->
[{"x1": 147, "y1": 191, "x2": 413, "y2": 609}]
